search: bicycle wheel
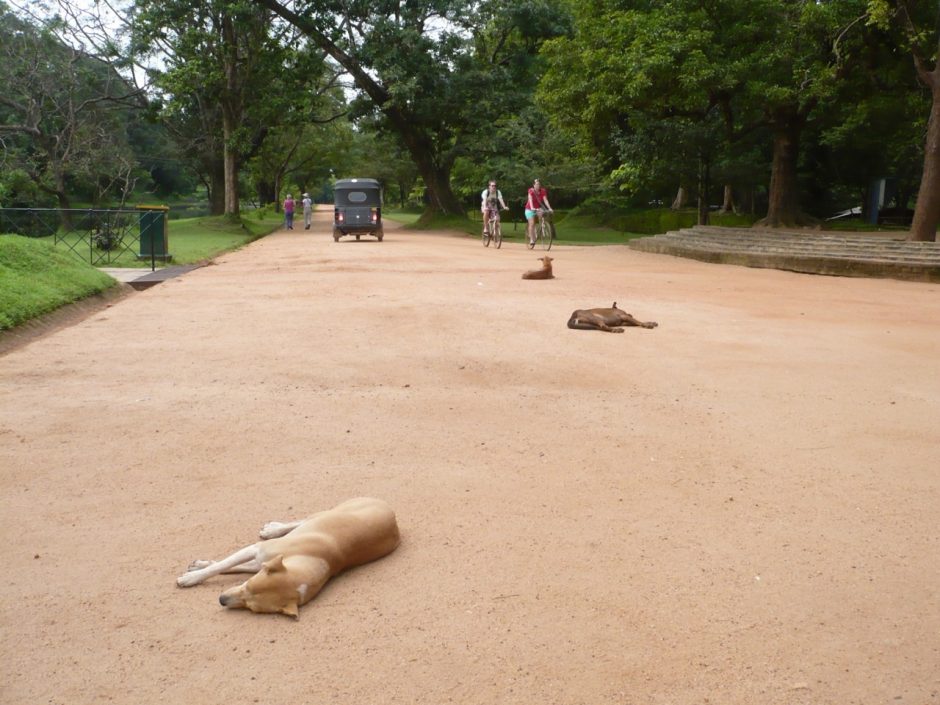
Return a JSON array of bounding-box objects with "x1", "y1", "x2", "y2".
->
[
  {"x1": 539, "y1": 218, "x2": 552, "y2": 250},
  {"x1": 494, "y1": 220, "x2": 502, "y2": 248},
  {"x1": 483, "y1": 219, "x2": 491, "y2": 247}
]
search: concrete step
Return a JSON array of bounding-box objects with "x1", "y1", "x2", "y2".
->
[{"x1": 629, "y1": 226, "x2": 940, "y2": 282}]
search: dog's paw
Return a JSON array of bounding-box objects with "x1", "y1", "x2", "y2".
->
[
  {"x1": 645, "y1": 322, "x2": 658, "y2": 329},
  {"x1": 176, "y1": 572, "x2": 201, "y2": 588},
  {"x1": 259, "y1": 521, "x2": 289, "y2": 539},
  {"x1": 187, "y1": 559, "x2": 213, "y2": 572},
  {"x1": 611, "y1": 328, "x2": 625, "y2": 333}
]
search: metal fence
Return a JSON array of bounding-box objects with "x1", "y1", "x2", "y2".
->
[{"x1": 0, "y1": 207, "x2": 166, "y2": 270}]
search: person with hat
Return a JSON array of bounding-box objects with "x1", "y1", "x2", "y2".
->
[{"x1": 302, "y1": 192, "x2": 313, "y2": 230}]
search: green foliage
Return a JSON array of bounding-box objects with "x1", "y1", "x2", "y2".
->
[
  {"x1": 0, "y1": 169, "x2": 53, "y2": 208},
  {"x1": 536, "y1": 0, "x2": 940, "y2": 224},
  {"x1": 568, "y1": 198, "x2": 758, "y2": 233},
  {"x1": 260, "y1": 0, "x2": 572, "y2": 213},
  {"x1": 0, "y1": 5, "x2": 143, "y2": 207},
  {"x1": 0, "y1": 235, "x2": 116, "y2": 330},
  {"x1": 132, "y1": 0, "x2": 342, "y2": 214}
]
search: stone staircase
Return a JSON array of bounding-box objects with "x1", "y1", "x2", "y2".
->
[{"x1": 628, "y1": 225, "x2": 940, "y2": 282}]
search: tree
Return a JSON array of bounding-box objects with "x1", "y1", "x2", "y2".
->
[
  {"x1": 809, "y1": 26, "x2": 927, "y2": 221},
  {"x1": 539, "y1": 0, "x2": 884, "y2": 228},
  {"x1": 0, "y1": 4, "x2": 142, "y2": 220},
  {"x1": 244, "y1": 54, "x2": 349, "y2": 209},
  {"x1": 131, "y1": 0, "x2": 303, "y2": 217},
  {"x1": 250, "y1": 0, "x2": 567, "y2": 216},
  {"x1": 868, "y1": 0, "x2": 940, "y2": 241},
  {"x1": 339, "y1": 129, "x2": 418, "y2": 208}
]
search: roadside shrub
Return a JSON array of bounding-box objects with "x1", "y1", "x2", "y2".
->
[{"x1": 569, "y1": 197, "x2": 760, "y2": 234}]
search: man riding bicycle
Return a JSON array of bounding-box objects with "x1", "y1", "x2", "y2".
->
[
  {"x1": 525, "y1": 178, "x2": 553, "y2": 248},
  {"x1": 481, "y1": 181, "x2": 508, "y2": 239}
]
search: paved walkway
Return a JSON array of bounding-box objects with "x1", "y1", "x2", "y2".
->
[
  {"x1": 99, "y1": 264, "x2": 204, "y2": 290},
  {"x1": 629, "y1": 225, "x2": 940, "y2": 282}
]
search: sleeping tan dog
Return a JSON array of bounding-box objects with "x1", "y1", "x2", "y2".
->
[
  {"x1": 522, "y1": 256, "x2": 554, "y2": 279},
  {"x1": 567, "y1": 302, "x2": 658, "y2": 333},
  {"x1": 177, "y1": 497, "x2": 399, "y2": 617}
]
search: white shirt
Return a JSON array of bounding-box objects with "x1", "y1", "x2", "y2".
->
[{"x1": 481, "y1": 189, "x2": 504, "y2": 208}]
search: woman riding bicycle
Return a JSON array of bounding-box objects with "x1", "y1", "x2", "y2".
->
[
  {"x1": 481, "y1": 181, "x2": 508, "y2": 239},
  {"x1": 525, "y1": 178, "x2": 553, "y2": 249}
]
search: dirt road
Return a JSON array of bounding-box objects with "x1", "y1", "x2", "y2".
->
[{"x1": 1, "y1": 209, "x2": 939, "y2": 704}]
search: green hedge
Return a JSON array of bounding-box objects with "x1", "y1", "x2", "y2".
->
[{"x1": 569, "y1": 197, "x2": 759, "y2": 234}]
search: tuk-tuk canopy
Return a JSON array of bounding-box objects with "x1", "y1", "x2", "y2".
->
[{"x1": 334, "y1": 178, "x2": 382, "y2": 207}]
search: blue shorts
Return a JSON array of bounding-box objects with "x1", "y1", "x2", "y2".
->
[{"x1": 525, "y1": 209, "x2": 538, "y2": 220}]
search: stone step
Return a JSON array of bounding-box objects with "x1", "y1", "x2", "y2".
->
[{"x1": 629, "y1": 227, "x2": 940, "y2": 282}]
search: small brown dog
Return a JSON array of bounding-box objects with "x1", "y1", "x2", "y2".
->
[
  {"x1": 567, "y1": 302, "x2": 658, "y2": 333},
  {"x1": 522, "y1": 256, "x2": 554, "y2": 280}
]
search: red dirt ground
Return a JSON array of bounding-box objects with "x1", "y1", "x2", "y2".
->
[{"x1": 1, "y1": 209, "x2": 938, "y2": 705}]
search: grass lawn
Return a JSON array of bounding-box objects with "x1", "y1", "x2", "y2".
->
[
  {"x1": 166, "y1": 213, "x2": 282, "y2": 264},
  {"x1": 382, "y1": 210, "x2": 422, "y2": 226},
  {"x1": 1, "y1": 213, "x2": 283, "y2": 331},
  {"x1": 40, "y1": 212, "x2": 283, "y2": 268},
  {"x1": 389, "y1": 209, "x2": 649, "y2": 245},
  {"x1": 0, "y1": 235, "x2": 117, "y2": 331},
  {"x1": 389, "y1": 208, "x2": 925, "y2": 243}
]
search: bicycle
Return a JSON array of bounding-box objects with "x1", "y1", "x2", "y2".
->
[
  {"x1": 529, "y1": 208, "x2": 554, "y2": 250},
  {"x1": 483, "y1": 208, "x2": 505, "y2": 249}
]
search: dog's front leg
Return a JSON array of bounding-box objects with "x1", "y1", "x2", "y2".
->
[
  {"x1": 177, "y1": 545, "x2": 260, "y2": 588},
  {"x1": 185, "y1": 559, "x2": 261, "y2": 574}
]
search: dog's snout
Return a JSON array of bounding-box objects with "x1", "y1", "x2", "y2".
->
[{"x1": 219, "y1": 594, "x2": 230, "y2": 606}]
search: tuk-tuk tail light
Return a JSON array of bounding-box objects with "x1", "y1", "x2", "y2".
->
[
  {"x1": 371, "y1": 208, "x2": 378, "y2": 223},
  {"x1": 335, "y1": 210, "x2": 344, "y2": 224}
]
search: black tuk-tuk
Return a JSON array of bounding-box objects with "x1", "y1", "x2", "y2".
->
[{"x1": 333, "y1": 178, "x2": 384, "y2": 242}]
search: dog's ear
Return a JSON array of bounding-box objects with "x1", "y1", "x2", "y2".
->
[
  {"x1": 263, "y1": 555, "x2": 285, "y2": 573},
  {"x1": 280, "y1": 601, "x2": 299, "y2": 618}
]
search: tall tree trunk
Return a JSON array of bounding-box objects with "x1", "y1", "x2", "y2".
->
[
  {"x1": 718, "y1": 184, "x2": 737, "y2": 214},
  {"x1": 756, "y1": 107, "x2": 812, "y2": 228},
  {"x1": 422, "y1": 164, "x2": 464, "y2": 214},
  {"x1": 257, "y1": 180, "x2": 276, "y2": 207},
  {"x1": 392, "y1": 118, "x2": 464, "y2": 215},
  {"x1": 47, "y1": 169, "x2": 73, "y2": 229},
  {"x1": 222, "y1": 112, "x2": 240, "y2": 218},
  {"x1": 208, "y1": 163, "x2": 226, "y2": 216},
  {"x1": 671, "y1": 185, "x2": 688, "y2": 210},
  {"x1": 763, "y1": 122, "x2": 800, "y2": 226},
  {"x1": 909, "y1": 79, "x2": 940, "y2": 241},
  {"x1": 697, "y1": 155, "x2": 710, "y2": 226},
  {"x1": 32, "y1": 152, "x2": 73, "y2": 228},
  {"x1": 54, "y1": 189, "x2": 73, "y2": 229}
]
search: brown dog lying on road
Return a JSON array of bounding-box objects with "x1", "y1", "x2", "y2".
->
[
  {"x1": 522, "y1": 256, "x2": 554, "y2": 279},
  {"x1": 177, "y1": 497, "x2": 400, "y2": 617},
  {"x1": 567, "y1": 302, "x2": 658, "y2": 333}
]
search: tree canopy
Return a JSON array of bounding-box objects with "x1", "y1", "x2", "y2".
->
[{"x1": 1, "y1": 0, "x2": 937, "y2": 240}]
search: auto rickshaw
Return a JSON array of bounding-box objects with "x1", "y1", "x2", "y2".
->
[{"x1": 333, "y1": 178, "x2": 384, "y2": 242}]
